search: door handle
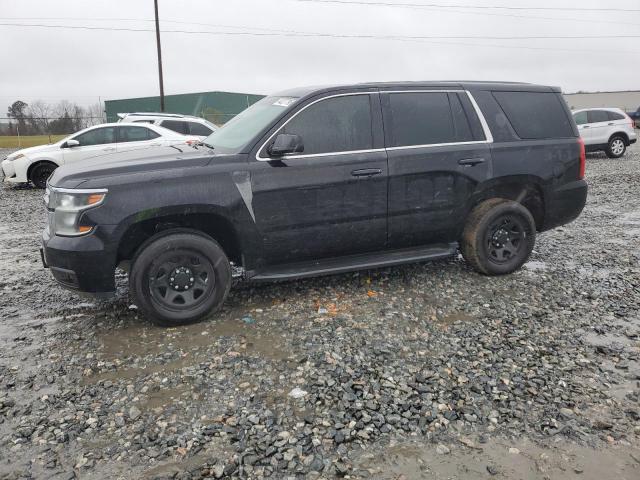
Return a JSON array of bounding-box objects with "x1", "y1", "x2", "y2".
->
[
  {"x1": 582, "y1": 125, "x2": 590, "y2": 129},
  {"x1": 102, "y1": 147, "x2": 116, "y2": 152},
  {"x1": 608, "y1": 123, "x2": 614, "y2": 126},
  {"x1": 351, "y1": 168, "x2": 382, "y2": 177},
  {"x1": 458, "y1": 157, "x2": 485, "y2": 166}
]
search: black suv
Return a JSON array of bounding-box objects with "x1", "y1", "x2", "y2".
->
[{"x1": 42, "y1": 82, "x2": 587, "y2": 326}]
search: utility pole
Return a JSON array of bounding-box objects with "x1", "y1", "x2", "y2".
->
[{"x1": 154, "y1": 0, "x2": 165, "y2": 112}]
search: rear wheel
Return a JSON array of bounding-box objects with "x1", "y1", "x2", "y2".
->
[
  {"x1": 461, "y1": 199, "x2": 536, "y2": 275},
  {"x1": 606, "y1": 136, "x2": 626, "y2": 158},
  {"x1": 30, "y1": 162, "x2": 57, "y2": 189},
  {"x1": 130, "y1": 231, "x2": 231, "y2": 327}
]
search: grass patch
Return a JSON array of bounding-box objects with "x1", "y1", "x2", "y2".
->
[{"x1": 0, "y1": 135, "x2": 67, "y2": 148}]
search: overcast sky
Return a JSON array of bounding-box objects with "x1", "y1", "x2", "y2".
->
[{"x1": 1, "y1": 0, "x2": 639, "y2": 116}]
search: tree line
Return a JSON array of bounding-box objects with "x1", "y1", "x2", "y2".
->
[{"x1": 3, "y1": 100, "x2": 105, "y2": 136}]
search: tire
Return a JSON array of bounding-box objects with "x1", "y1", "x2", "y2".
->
[
  {"x1": 461, "y1": 199, "x2": 536, "y2": 276},
  {"x1": 606, "y1": 136, "x2": 626, "y2": 158},
  {"x1": 129, "y1": 231, "x2": 231, "y2": 327},
  {"x1": 30, "y1": 162, "x2": 57, "y2": 189}
]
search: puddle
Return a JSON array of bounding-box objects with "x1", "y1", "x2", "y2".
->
[
  {"x1": 354, "y1": 438, "x2": 640, "y2": 480},
  {"x1": 524, "y1": 260, "x2": 547, "y2": 271},
  {"x1": 439, "y1": 312, "x2": 476, "y2": 326},
  {"x1": 83, "y1": 314, "x2": 291, "y2": 385}
]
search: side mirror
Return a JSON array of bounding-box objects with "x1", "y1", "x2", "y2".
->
[
  {"x1": 268, "y1": 134, "x2": 303, "y2": 157},
  {"x1": 63, "y1": 139, "x2": 80, "y2": 148}
]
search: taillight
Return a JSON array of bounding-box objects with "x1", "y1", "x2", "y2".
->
[{"x1": 578, "y1": 137, "x2": 586, "y2": 179}]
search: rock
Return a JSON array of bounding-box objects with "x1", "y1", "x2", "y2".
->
[
  {"x1": 129, "y1": 406, "x2": 142, "y2": 421},
  {"x1": 288, "y1": 388, "x2": 308, "y2": 399},
  {"x1": 436, "y1": 444, "x2": 450, "y2": 455}
]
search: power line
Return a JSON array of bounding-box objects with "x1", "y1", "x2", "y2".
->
[
  {"x1": 1, "y1": 22, "x2": 639, "y2": 41},
  {"x1": 296, "y1": 0, "x2": 640, "y2": 27},
  {"x1": 297, "y1": 0, "x2": 640, "y2": 12}
]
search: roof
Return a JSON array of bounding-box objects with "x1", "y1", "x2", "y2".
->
[{"x1": 273, "y1": 81, "x2": 558, "y2": 99}]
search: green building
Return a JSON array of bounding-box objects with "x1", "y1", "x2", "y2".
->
[{"x1": 104, "y1": 90, "x2": 265, "y2": 125}]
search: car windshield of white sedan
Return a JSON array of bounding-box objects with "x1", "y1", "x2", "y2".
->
[{"x1": 201, "y1": 96, "x2": 298, "y2": 154}]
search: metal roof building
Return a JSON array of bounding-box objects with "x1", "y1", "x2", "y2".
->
[
  {"x1": 104, "y1": 90, "x2": 265, "y2": 125},
  {"x1": 563, "y1": 90, "x2": 640, "y2": 112}
]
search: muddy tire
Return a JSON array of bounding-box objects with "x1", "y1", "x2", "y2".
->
[
  {"x1": 461, "y1": 198, "x2": 536, "y2": 275},
  {"x1": 130, "y1": 231, "x2": 231, "y2": 327},
  {"x1": 30, "y1": 162, "x2": 57, "y2": 189}
]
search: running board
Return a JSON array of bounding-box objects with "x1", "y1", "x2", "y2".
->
[{"x1": 248, "y1": 243, "x2": 458, "y2": 281}]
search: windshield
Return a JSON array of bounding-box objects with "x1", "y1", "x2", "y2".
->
[{"x1": 201, "y1": 96, "x2": 299, "y2": 154}]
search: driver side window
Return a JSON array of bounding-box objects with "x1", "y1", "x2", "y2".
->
[
  {"x1": 73, "y1": 127, "x2": 116, "y2": 147},
  {"x1": 277, "y1": 94, "x2": 373, "y2": 156}
]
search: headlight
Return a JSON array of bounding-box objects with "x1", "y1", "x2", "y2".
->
[
  {"x1": 45, "y1": 187, "x2": 107, "y2": 236},
  {"x1": 6, "y1": 153, "x2": 25, "y2": 162}
]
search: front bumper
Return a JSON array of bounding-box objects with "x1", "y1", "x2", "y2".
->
[
  {"x1": 41, "y1": 225, "x2": 118, "y2": 294},
  {"x1": 1, "y1": 159, "x2": 18, "y2": 182}
]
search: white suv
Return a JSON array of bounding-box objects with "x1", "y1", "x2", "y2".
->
[
  {"x1": 572, "y1": 108, "x2": 637, "y2": 158},
  {"x1": 117, "y1": 113, "x2": 217, "y2": 139}
]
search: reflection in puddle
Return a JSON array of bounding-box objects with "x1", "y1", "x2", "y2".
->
[{"x1": 83, "y1": 315, "x2": 290, "y2": 385}]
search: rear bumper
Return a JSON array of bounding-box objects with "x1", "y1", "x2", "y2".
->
[
  {"x1": 41, "y1": 225, "x2": 118, "y2": 294},
  {"x1": 542, "y1": 179, "x2": 588, "y2": 231}
]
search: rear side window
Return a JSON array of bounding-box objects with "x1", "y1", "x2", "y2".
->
[
  {"x1": 588, "y1": 110, "x2": 609, "y2": 123},
  {"x1": 281, "y1": 94, "x2": 373, "y2": 155},
  {"x1": 607, "y1": 111, "x2": 625, "y2": 121},
  {"x1": 492, "y1": 91, "x2": 574, "y2": 139},
  {"x1": 188, "y1": 122, "x2": 213, "y2": 136},
  {"x1": 573, "y1": 111, "x2": 588, "y2": 125},
  {"x1": 160, "y1": 120, "x2": 189, "y2": 135},
  {"x1": 388, "y1": 92, "x2": 456, "y2": 147},
  {"x1": 117, "y1": 126, "x2": 159, "y2": 142}
]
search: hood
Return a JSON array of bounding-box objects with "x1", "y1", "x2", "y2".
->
[
  {"x1": 48, "y1": 144, "x2": 214, "y2": 189},
  {"x1": 9, "y1": 142, "x2": 61, "y2": 158}
]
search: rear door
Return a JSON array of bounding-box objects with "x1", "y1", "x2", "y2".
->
[
  {"x1": 381, "y1": 90, "x2": 492, "y2": 248},
  {"x1": 250, "y1": 92, "x2": 388, "y2": 266},
  {"x1": 587, "y1": 110, "x2": 611, "y2": 144},
  {"x1": 116, "y1": 125, "x2": 162, "y2": 153}
]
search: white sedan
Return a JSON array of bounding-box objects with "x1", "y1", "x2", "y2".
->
[{"x1": 1, "y1": 123, "x2": 199, "y2": 188}]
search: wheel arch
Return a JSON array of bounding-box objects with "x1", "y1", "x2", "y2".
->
[
  {"x1": 117, "y1": 210, "x2": 243, "y2": 267},
  {"x1": 609, "y1": 131, "x2": 630, "y2": 145},
  {"x1": 26, "y1": 159, "x2": 59, "y2": 181},
  {"x1": 467, "y1": 176, "x2": 545, "y2": 231}
]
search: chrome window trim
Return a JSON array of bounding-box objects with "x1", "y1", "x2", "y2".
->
[
  {"x1": 256, "y1": 89, "x2": 494, "y2": 161},
  {"x1": 386, "y1": 140, "x2": 488, "y2": 152},
  {"x1": 256, "y1": 92, "x2": 378, "y2": 162}
]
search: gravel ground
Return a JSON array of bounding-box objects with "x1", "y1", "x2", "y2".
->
[{"x1": 0, "y1": 145, "x2": 639, "y2": 479}]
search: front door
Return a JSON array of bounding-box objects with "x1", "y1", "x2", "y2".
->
[
  {"x1": 62, "y1": 126, "x2": 117, "y2": 164},
  {"x1": 381, "y1": 90, "x2": 493, "y2": 248},
  {"x1": 250, "y1": 92, "x2": 388, "y2": 267}
]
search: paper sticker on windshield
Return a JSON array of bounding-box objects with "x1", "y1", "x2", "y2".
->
[{"x1": 273, "y1": 97, "x2": 297, "y2": 107}]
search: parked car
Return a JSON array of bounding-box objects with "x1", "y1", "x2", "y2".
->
[
  {"x1": 117, "y1": 112, "x2": 218, "y2": 139},
  {"x1": 572, "y1": 108, "x2": 637, "y2": 158},
  {"x1": 1, "y1": 123, "x2": 199, "y2": 188},
  {"x1": 42, "y1": 81, "x2": 587, "y2": 326},
  {"x1": 625, "y1": 107, "x2": 640, "y2": 127}
]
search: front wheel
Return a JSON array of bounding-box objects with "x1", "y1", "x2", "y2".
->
[
  {"x1": 461, "y1": 199, "x2": 536, "y2": 275},
  {"x1": 129, "y1": 231, "x2": 231, "y2": 327},
  {"x1": 30, "y1": 162, "x2": 57, "y2": 189},
  {"x1": 606, "y1": 136, "x2": 626, "y2": 158}
]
